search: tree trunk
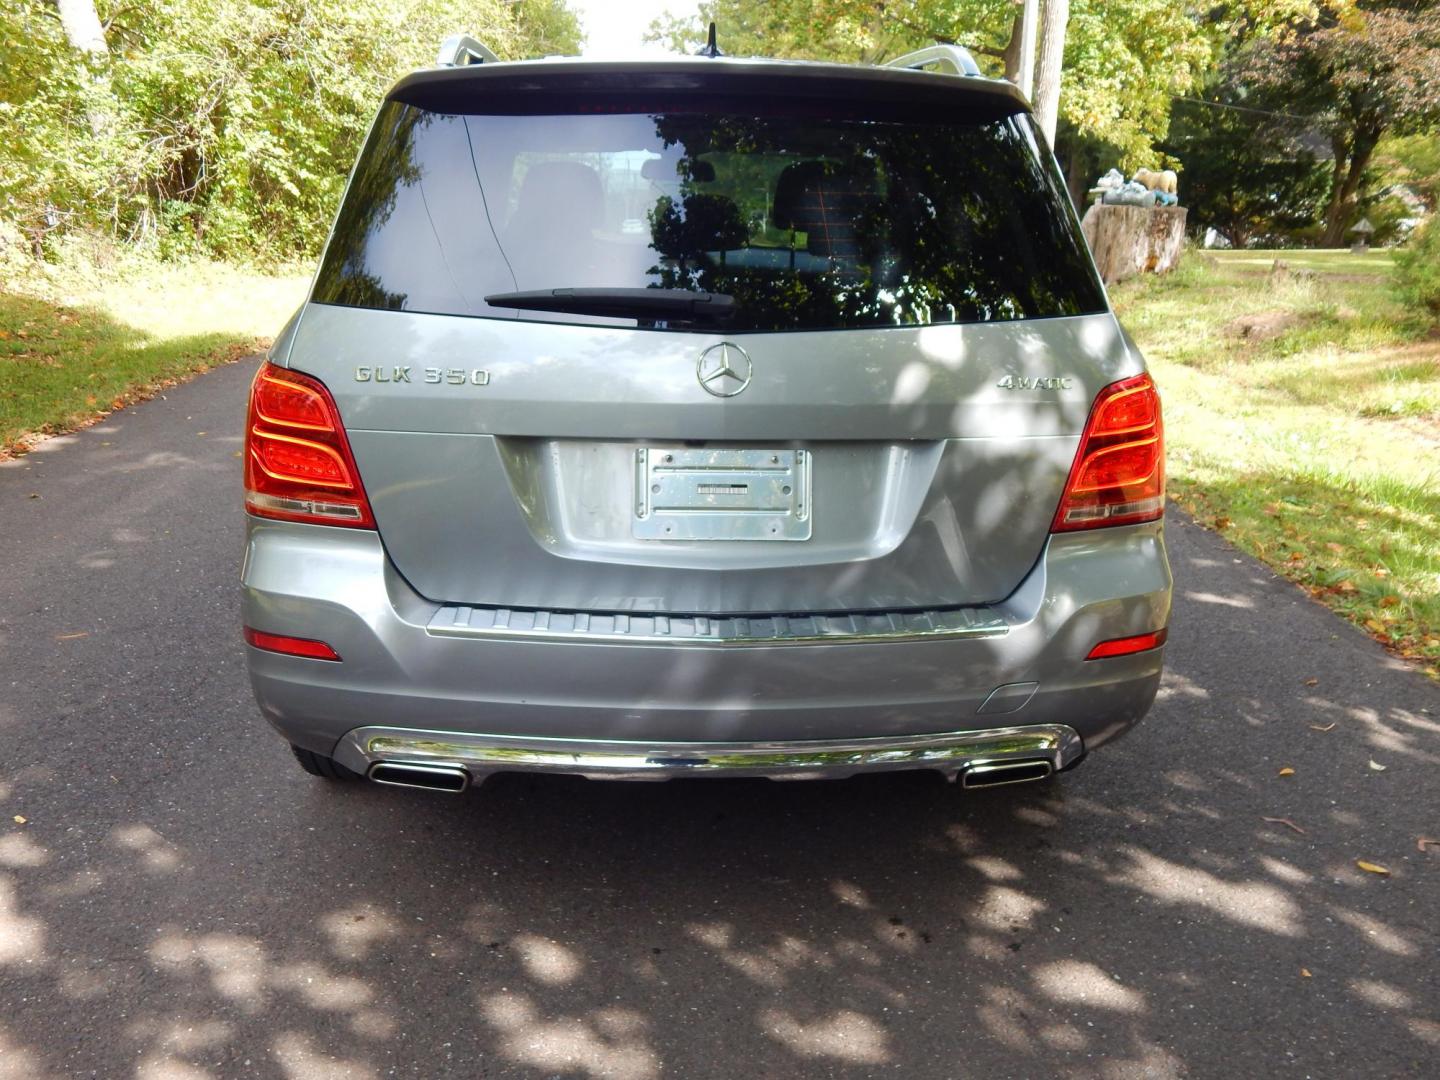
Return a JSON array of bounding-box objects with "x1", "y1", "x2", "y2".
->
[
  {"x1": 55, "y1": 0, "x2": 108, "y2": 56},
  {"x1": 1320, "y1": 128, "x2": 1381, "y2": 247},
  {"x1": 1016, "y1": 0, "x2": 1039, "y2": 100},
  {"x1": 1033, "y1": 0, "x2": 1069, "y2": 146},
  {"x1": 53, "y1": 0, "x2": 111, "y2": 139},
  {"x1": 1080, "y1": 204, "x2": 1188, "y2": 284},
  {"x1": 1065, "y1": 150, "x2": 1087, "y2": 212},
  {"x1": 1001, "y1": 15, "x2": 1023, "y2": 83}
]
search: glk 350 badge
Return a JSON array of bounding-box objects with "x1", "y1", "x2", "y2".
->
[{"x1": 355, "y1": 366, "x2": 490, "y2": 386}]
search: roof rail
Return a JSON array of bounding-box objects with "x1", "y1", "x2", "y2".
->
[
  {"x1": 436, "y1": 33, "x2": 499, "y2": 68},
  {"x1": 884, "y1": 45, "x2": 982, "y2": 78}
]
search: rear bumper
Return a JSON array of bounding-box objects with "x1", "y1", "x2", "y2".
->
[
  {"x1": 334, "y1": 723, "x2": 1084, "y2": 786},
  {"x1": 241, "y1": 518, "x2": 1170, "y2": 778}
]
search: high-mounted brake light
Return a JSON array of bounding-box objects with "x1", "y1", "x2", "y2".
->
[
  {"x1": 1052, "y1": 373, "x2": 1164, "y2": 532},
  {"x1": 244, "y1": 363, "x2": 375, "y2": 528}
]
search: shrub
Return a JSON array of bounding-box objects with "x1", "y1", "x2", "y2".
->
[{"x1": 1393, "y1": 218, "x2": 1440, "y2": 324}]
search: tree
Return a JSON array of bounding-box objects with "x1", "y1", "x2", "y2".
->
[
  {"x1": 1235, "y1": 2, "x2": 1440, "y2": 247},
  {"x1": 1, "y1": 0, "x2": 584, "y2": 258},
  {"x1": 1159, "y1": 95, "x2": 1332, "y2": 246}
]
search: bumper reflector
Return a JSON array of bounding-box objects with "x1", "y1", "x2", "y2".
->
[
  {"x1": 1085, "y1": 628, "x2": 1168, "y2": 660},
  {"x1": 243, "y1": 627, "x2": 342, "y2": 662}
]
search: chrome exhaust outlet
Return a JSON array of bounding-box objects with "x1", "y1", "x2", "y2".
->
[
  {"x1": 961, "y1": 759, "x2": 1053, "y2": 789},
  {"x1": 369, "y1": 761, "x2": 469, "y2": 793}
]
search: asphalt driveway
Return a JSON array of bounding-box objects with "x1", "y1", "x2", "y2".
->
[{"x1": 0, "y1": 357, "x2": 1435, "y2": 1078}]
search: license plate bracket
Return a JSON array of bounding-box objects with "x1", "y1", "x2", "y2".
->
[{"x1": 633, "y1": 447, "x2": 811, "y2": 541}]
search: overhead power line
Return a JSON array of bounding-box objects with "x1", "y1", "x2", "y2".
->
[{"x1": 1171, "y1": 96, "x2": 1315, "y2": 124}]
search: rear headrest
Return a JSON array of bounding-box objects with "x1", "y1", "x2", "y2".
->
[{"x1": 511, "y1": 161, "x2": 603, "y2": 229}]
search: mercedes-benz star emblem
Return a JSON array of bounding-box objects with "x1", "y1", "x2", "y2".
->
[{"x1": 697, "y1": 342, "x2": 753, "y2": 398}]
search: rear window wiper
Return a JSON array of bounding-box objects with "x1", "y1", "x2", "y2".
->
[{"x1": 484, "y1": 288, "x2": 735, "y2": 324}]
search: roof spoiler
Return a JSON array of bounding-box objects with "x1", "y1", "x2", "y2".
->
[{"x1": 436, "y1": 33, "x2": 499, "y2": 68}]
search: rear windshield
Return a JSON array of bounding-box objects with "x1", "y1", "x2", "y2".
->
[{"x1": 313, "y1": 97, "x2": 1106, "y2": 332}]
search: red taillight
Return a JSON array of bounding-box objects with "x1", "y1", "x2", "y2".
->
[
  {"x1": 1052, "y1": 373, "x2": 1165, "y2": 532},
  {"x1": 243, "y1": 627, "x2": 342, "y2": 661},
  {"x1": 244, "y1": 363, "x2": 374, "y2": 528},
  {"x1": 1085, "y1": 628, "x2": 1168, "y2": 660}
]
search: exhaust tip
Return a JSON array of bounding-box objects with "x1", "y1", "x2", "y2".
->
[
  {"x1": 369, "y1": 761, "x2": 469, "y2": 793},
  {"x1": 962, "y1": 759, "x2": 1053, "y2": 789}
]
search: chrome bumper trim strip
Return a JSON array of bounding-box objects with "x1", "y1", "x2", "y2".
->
[
  {"x1": 425, "y1": 602, "x2": 1009, "y2": 647},
  {"x1": 333, "y1": 723, "x2": 1083, "y2": 782}
]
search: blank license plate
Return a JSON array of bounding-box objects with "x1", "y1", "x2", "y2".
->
[{"x1": 633, "y1": 447, "x2": 811, "y2": 541}]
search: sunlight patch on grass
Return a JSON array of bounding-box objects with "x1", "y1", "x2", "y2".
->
[
  {"x1": 1114, "y1": 249, "x2": 1439, "y2": 677},
  {"x1": 1, "y1": 257, "x2": 307, "y2": 455}
]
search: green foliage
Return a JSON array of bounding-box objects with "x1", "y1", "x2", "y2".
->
[
  {"x1": 1374, "y1": 133, "x2": 1440, "y2": 210},
  {"x1": 1394, "y1": 218, "x2": 1440, "y2": 322},
  {"x1": 0, "y1": 0, "x2": 581, "y2": 260},
  {"x1": 1160, "y1": 93, "x2": 1332, "y2": 247}
]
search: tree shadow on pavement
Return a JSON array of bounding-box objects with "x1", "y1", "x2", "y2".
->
[{"x1": 0, "y1": 512, "x2": 1436, "y2": 1078}]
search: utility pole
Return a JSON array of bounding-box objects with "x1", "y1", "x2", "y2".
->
[
  {"x1": 1032, "y1": 0, "x2": 1069, "y2": 146},
  {"x1": 1017, "y1": 0, "x2": 1039, "y2": 100}
]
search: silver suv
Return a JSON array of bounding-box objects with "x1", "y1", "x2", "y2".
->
[{"x1": 241, "y1": 39, "x2": 1171, "y2": 795}]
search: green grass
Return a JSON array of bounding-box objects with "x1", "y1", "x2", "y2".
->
[
  {"x1": 1113, "y1": 249, "x2": 1440, "y2": 678},
  {"x1": 1, "y1": 256, "x2": 308, "y2": 454}
]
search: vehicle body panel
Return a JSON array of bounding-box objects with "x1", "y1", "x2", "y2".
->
[
  {"x1": 284, "y1": 306, "x2": 1140, "y2": 611},
  {"x1": 242, "y1": 518, "x2": 1169, "y2": 755}
]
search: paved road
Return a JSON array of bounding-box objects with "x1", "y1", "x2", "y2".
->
[{"x1": 1, "y1": 357, "x2": 1436, "y2": 1079}]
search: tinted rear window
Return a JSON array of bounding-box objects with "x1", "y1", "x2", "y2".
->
[{"x1": 313, "y1": 98, "x2": 1106, "y2": 332}]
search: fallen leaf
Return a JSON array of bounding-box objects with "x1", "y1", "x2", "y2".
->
[
  {"x1": 27, "y1": 493, "x2": 40, "y2": 500},
  {"x1": 1309, "y1": 722, "x2": 1337, "y2": 732},
  {"x1": 1300, "y1": 968, "x2": 1312, "y2": 978},
  {"x1": 1336, "y1": 579, "x2": 1358, "y2": 593},
  {"x1": 1263, "y1": 816, "x2": 1306, "y2": 835},
  {"x1": 56, "y1": 632, "x2": 88, "y2": 641},
  {"x1": 1303, "y1": 678, "x2": 1319, "y2": 687},
  {"x1": 1368, "y1": 760, "x2": 1387, "y2": 772},
  {"x1": 1214, "y1": 516, "x2": 1231, "y2": 530},
  {"x1": 1278, "y1": 767, "x2": 1295, "y2": 777},
  {"x1": 1287, "y1": 551, "x2": 1305, "y2": 562},
  {"x1": 1364, "y1": 619, "x2": 1386, "y2": 634},
  {"x1": 1325, "y1": 542, "x2": 1344, "y2": 554},
  {"x1": 1355, "y1": 860, "x2": 1390, "y2": 876},
  {"x1": 12, "y1": 815, "x2": 25, "y2": 825},
  {"x1": 196, "y1": 431, "x2": 206, "y2": 436},
  {"x1": 1418, "y1": 837, "x2": 1438, "y2": 853},
  {"x1": 1379, "y1": 595, "x2": 1399, "y2": 608}
]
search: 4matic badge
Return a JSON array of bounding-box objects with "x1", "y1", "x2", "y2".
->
[{"x1": 996, "y1": 375, "x2": 1073, "y2": 390}]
